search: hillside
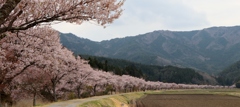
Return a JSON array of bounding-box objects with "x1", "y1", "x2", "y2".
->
[
  {"x1": 80, "y1": 55, "x2": 217, "y2": 85},
  {"x1": 218, "y1": 60, "x2": 240, "y2": 85},
  {"x1": 60, "y1": 26, "x2": 240, "y2": 74}
]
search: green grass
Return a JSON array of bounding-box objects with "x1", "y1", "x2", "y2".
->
[
  {"x1": 79, "y1": 89, "x2": 240, "y2": 107},
  {"x1": 80, "y1": 100, "x2": 114, "y2": 107}
]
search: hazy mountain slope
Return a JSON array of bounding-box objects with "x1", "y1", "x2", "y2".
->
[
  {"x1": 59, "y1": 26, "x2": 240, "y2": 74},
  {"x1": 60, "y1": 33, "x2": 102, "y2": 55}
]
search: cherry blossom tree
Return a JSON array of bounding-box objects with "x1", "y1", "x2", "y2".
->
[
  {"x1": 62, "y1": 56, "x2": 94, "y2": 99},
  {"x1": 107, "y1": 74, "x2": 120, "y2": 94},
  {"x1": 97, "y1": 71, "x2": 116, "y2": 95},
  {"x1": 10, "y1": 66, "x2": 50, "y2": 106},
  {"x1": 0, "y1": 0, "x2": 125, "y2": 102},
  {"x1": 0, "y1": 0, "x2": 125, "y2": 35},
  {"x1": 0, "y1": 26, "x2": 69, "y2": 105},
  {"x1": 42, "y1": 47, "x2": 78, "y2": 101},
  {"x1": 0, "y1": 0, "x2": 126, "y2": 104},
  {"x1": 87, "y1": 70, "x2": 107, "y2": 96},
  {"x1": 0, "y1": 27, "x2": 58, "y2": 92},
  {"x1": 114, "y1": 76, "x2": 125, "y2": 93}
]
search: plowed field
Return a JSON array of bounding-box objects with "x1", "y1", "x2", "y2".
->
[{"x1": 136, "y1": 94, "x2": 240, "y2": 107}]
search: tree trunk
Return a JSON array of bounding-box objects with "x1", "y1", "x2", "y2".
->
[
  {"x1": 93, "y1": 84, "x2": 97, "y2": 96},
  {"x1": 33, "y1": 92, "x2": 36, "y2": 106},
  {"x1": 53, "y1": 86, "x2": 57, "y2": 102},
  {"x1": 0, "y1": 93, "x2": 2, "y2": 107},
  {"x1": 77, "y1": 87, "x2": 81, "y2": 99},
  {"x1": 50, "y1": 80, "x2": 57, "y2": 102}
]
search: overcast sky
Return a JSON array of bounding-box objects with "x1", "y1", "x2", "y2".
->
[{"x1": 52, "y1": 0, "x2": 240, "y2": 42}]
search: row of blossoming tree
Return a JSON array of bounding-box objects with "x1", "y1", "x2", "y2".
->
[
  {"x1": 0, "y1": 27, "x2": 231, "y2": 106},
  {"x1": 0, "y1": 0, "x2": 232, "y2": 106},
  {"x1": 0, "y1": 0, "x2": 124, "y2": 106}
]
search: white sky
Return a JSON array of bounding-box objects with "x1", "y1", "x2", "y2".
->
[{"x1": 52, "y1": 0, "x2": 240, "y2": 42}]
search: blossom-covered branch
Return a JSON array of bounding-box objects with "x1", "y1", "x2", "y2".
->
[{"x1": 0, "y1": 0, "x2": 125, "y2": 34}]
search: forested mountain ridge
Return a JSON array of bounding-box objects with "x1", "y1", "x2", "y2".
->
[{"x1": 60, "y1": 26, "x2": 240, "y2": 74}]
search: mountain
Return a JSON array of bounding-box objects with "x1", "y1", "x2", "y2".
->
[{"x1": 59, "y1": 26, "x2": 240, "y2": 74}]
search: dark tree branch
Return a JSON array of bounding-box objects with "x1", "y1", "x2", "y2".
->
[
  {"x1": 5, "y1": 62, "x2": 35, "y2": 84},
  {"x1": 0, "y1": 0, "x2": 21, "y2": 25},
  {"x1": 0, "y1": 5, "x2": 90, "y2": 35},
  {"x1": 7, "y1": 10, "x2": 23, "y2": 29}
]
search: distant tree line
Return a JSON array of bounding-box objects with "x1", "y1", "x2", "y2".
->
[
  {"x1": 217, "y1": 60, "x2": 240, "y2": 86},
  {"x1": 81, "y1": 55, "x2": 205, "y2": 84},
  {"x1": 86, "y1": 57, "x2": 144, "y2": 78}
]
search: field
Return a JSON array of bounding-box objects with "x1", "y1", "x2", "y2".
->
[
  {"x1": 136, "y1": 94, "x2": 240, "y2": 107},
  {"x1": 79, "y1": 89, "x2": 240, "y2": 107},
  {"x1": 38, "y1": 89, "x2": 240, "y2": 107}
]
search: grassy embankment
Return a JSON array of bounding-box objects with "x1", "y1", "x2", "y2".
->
[
  {"x1": 79, "y1": 92, "x2": 145, "y2": 107},
  {"x1": 79, "y1": 89, "x2": 240, "y2": 107}
]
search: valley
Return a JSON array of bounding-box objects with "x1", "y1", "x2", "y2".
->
[
  {"x1": 2, "y1": 1, "x2": 240, "y2": 107},
  {"x1": 60, "y1": 26, "x2": 240, "y2": 86}
]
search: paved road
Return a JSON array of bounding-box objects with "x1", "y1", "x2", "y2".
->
[{"x1": 42, "y1": 94, "x2": 118, "y2": 107}]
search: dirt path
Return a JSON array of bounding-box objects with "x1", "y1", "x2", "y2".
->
[{"x1": 41, "y1": 95, "x2": 116, "y2": 107}]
